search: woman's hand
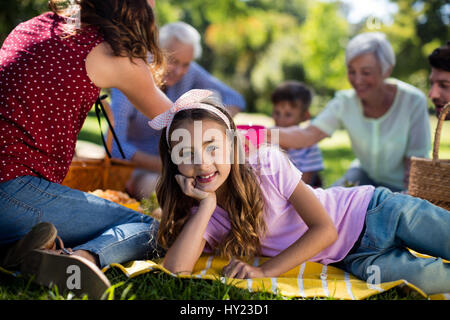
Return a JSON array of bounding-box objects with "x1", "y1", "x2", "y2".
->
[{"x1": 222, "y1": 257, "x2": 266, "y2": 279}]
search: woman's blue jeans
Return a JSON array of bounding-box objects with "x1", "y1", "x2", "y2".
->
[
  {"x1": 335, "y1": 187, "x2": 450, "y2": 295},
  {"x1": 0, "y1": 176, "x2": 160, "y2": 268}
]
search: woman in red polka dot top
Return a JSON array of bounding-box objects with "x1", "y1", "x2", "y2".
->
[{"x1": 0, "y1": 0, "x2": 171, "y2": 297}]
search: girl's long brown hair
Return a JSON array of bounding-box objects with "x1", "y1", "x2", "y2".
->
[
  {"x1": 156, "y1": 95, "x2": 266, "y2": 259},
  {"x1": 48, "y1": 0, "x2": 164, "y2": 85}
]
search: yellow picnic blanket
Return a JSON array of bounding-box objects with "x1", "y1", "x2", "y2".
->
[
  {"x1": 102, "y1": 253, "x2": 450, "y2": 300},
  {"x1": 1, "y1": 250, "x2": 448, "y2": 300}
]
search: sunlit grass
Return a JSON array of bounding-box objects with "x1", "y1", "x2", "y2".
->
[
  {"x1": 0, "y1": 267, "x2": 422, "y2": 300},
  {"x1": 429, "y1": 116, "x2": 450, "y2": 159}
]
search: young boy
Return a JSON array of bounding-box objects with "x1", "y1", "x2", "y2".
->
[{"x1": 271, "y1": 80, "x2": 324, "y2": 187}]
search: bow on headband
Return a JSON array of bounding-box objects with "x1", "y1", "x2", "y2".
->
[{"x1": 148, "y1": 89, "x2": 232, "y2": 144}]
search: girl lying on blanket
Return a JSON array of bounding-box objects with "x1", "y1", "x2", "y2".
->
[{"x1": 149, "y1": 89, "x2": 450, "y2": 295}]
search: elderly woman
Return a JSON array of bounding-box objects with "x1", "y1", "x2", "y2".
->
[{"x1": 273, "y1": 32, "x2": 431, "y2": 191}]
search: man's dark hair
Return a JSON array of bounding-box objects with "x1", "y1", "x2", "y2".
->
[
  {"x1": 428, "y1": 41, "x2": 450, "y2": 72},
  {"x1": 271, "y1": 80, "x2": 313, "y2": 112}
]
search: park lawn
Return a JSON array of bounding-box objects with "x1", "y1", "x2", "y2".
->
[
  {"x1": 0, "y1": 264, "x2": 423, "y2": 300},
  {"x1": 1, "y1": 111, "x2": 447, "y2": 300}
]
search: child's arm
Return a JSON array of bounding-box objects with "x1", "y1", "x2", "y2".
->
[
  {"x1": 223, "y1": 180, "x2": 337, "y2": 279},
  {"x1": 161, "y1": 175, "x2": 216, "y2": 275},
  {"x1": 269, "y1": 125, "x2": 328, "y2": 150}
]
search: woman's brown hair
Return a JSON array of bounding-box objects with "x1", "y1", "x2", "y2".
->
[
  {"x1": 156, "y1": 95, "x2": 266, "y2": 259},
  {"x1": 48, "y1": 0, "x2": 164, "y2": 84}
]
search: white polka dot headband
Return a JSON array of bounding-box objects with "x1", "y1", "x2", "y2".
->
[{"x1": 148, "y1": 89, "x2": 232, "y2": 145}]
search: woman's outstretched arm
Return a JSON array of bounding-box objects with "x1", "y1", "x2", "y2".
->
[
  {"x1": 223, "y1": 180, "x2": 337, "y2": 279},
  {"x1": 269, "y1": 125, "x2": 328, "y2": 150},
  {"x1": 85, "y1": 42, "x2": 172, "y2": 120}
]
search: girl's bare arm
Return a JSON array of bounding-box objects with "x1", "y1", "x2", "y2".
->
[
  {"x1": 260, "y1": 180, "x2": 337, "y2": 276},
  {"x1": 162, "y1": 198, "x2": 215, "y2": 274},
  {"x1": 161, "y1": 175, "x2": 217, "y2": 274},
  {"x1": 223, "y1": 180, "x2": 337, "y2": 278}
]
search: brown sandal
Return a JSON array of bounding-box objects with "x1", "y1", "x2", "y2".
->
[
  {"x1": 1, "y1": 222, "x2": 57, "y2": 269},
  {"x1": 2, "y1": 222, "x2": 111, "y2": 299},
  {"x1": 21, "y1": 249, "x2": 111, "y2": 299}
]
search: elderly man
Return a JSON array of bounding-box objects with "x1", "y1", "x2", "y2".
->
[
  {"x1": 109, "y1": 22, "x2": 246, "y2": 199},
  {"x1": 428, "y1": 41, "x2": 450, "y2": 120}
]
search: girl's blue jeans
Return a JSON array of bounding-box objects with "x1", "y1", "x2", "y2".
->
[
  {"x1": 0, "y1": 176, "x2": 160, "y2": 268},
  {"x1": 335, "y1": 187, "x2": 450, "y2": 295}
]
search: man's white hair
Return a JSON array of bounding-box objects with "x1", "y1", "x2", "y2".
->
[
  {"x1": 159, "y1": 21, "x2": 202, "y2": 59},
  {"x1": 345, "y1": 32, "x2": 396, "y2": 75}
]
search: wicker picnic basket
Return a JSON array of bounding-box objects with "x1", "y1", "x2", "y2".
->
[
  {"x1": 408, "y1": 104, "x2": 450, "y2": 210},
  {"x1": 61, "y1": 157, "x2": 135, "y2": 192},
  {"x1": 61, "y1": 97, "x2": 135, "y2": 192}
]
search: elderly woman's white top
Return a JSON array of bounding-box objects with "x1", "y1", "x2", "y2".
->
[{"x1": 311, "y1": 78, "x2": 431, "y2": 189}]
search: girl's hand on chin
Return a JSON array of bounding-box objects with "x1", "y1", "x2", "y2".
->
[{"x1": 175, "y1": 174, "x2": 216, "y2": 203}]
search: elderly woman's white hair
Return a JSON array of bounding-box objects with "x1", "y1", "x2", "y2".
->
[
  {"x1": 345, "y1": 32, "x2": 396, "y2": 76},
  {"x1": 159, "y1": 21, "x2": 202, "y2": 59}
]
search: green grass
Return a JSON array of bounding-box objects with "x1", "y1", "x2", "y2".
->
[
  {"x1": 76, "y1": 110, "x2": 107, "y2": 146},
  {"x1": 1, "y1": 112, "x2": 446, "y2": 300},
  {"x1": 0, "y1": 267, "x2": 424, "y2": 300}
]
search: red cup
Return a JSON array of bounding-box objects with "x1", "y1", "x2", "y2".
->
[{"x1": 236, "y1": 125, "x2": 266, "y2": 149}]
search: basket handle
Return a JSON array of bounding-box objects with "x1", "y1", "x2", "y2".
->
[
  {"x1": 94, "y1": 95, "x2": 127, "y2": 160},
  {"x1": 432, "y1": 103, "x2": 450, "y2": 160}
]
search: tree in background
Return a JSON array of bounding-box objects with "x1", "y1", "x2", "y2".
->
[
  {"x1": 298, "y1": 1, "x2": 350, "y2": 113},
  {"x1": 203, "y1": 9, "x2": 307, "y2": 113},
  {"x1": 2, "y1": 0, "x2": 449, "y2": 114},
  {"x1": 155, "y1": 0, "x2": 342, "y2": 113},
  {"x1": 348, "y1": 0, "x2": 449, "y2": 98},
  {"x1": 0, "y1": 0, "x2": 47, "y2": 43}
]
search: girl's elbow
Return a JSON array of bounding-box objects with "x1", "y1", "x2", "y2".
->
[
  {"x1": 162, "y1": 257, "x2": 193, "y2": 275},
  {"x1": 325, "y1": 225, "x2": 338, "y2": 245}
]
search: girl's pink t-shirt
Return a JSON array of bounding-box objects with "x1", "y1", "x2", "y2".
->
[{"x1": 201, "y1": 146, "x2": 375, "y2": 265}]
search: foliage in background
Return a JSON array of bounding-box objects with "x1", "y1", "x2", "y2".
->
[
  {"x1": 1, "y1": 0, "x2": 448, "y2": 301},
  {"x1": 298, "y1": 2, "x2": 350, "y2": 93},
  {"x1": 154, "y1": 0, "x2": 449, "y2": 114},
  {"x1": 1, "y1": 0, "x2": 449, "y2": 115},
  {"x1": 0, "y1": 0, "x2": 48, "y2": 42},
  {"x1": 356, "y1": 0, "x2": 450, "y2": 95}
]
